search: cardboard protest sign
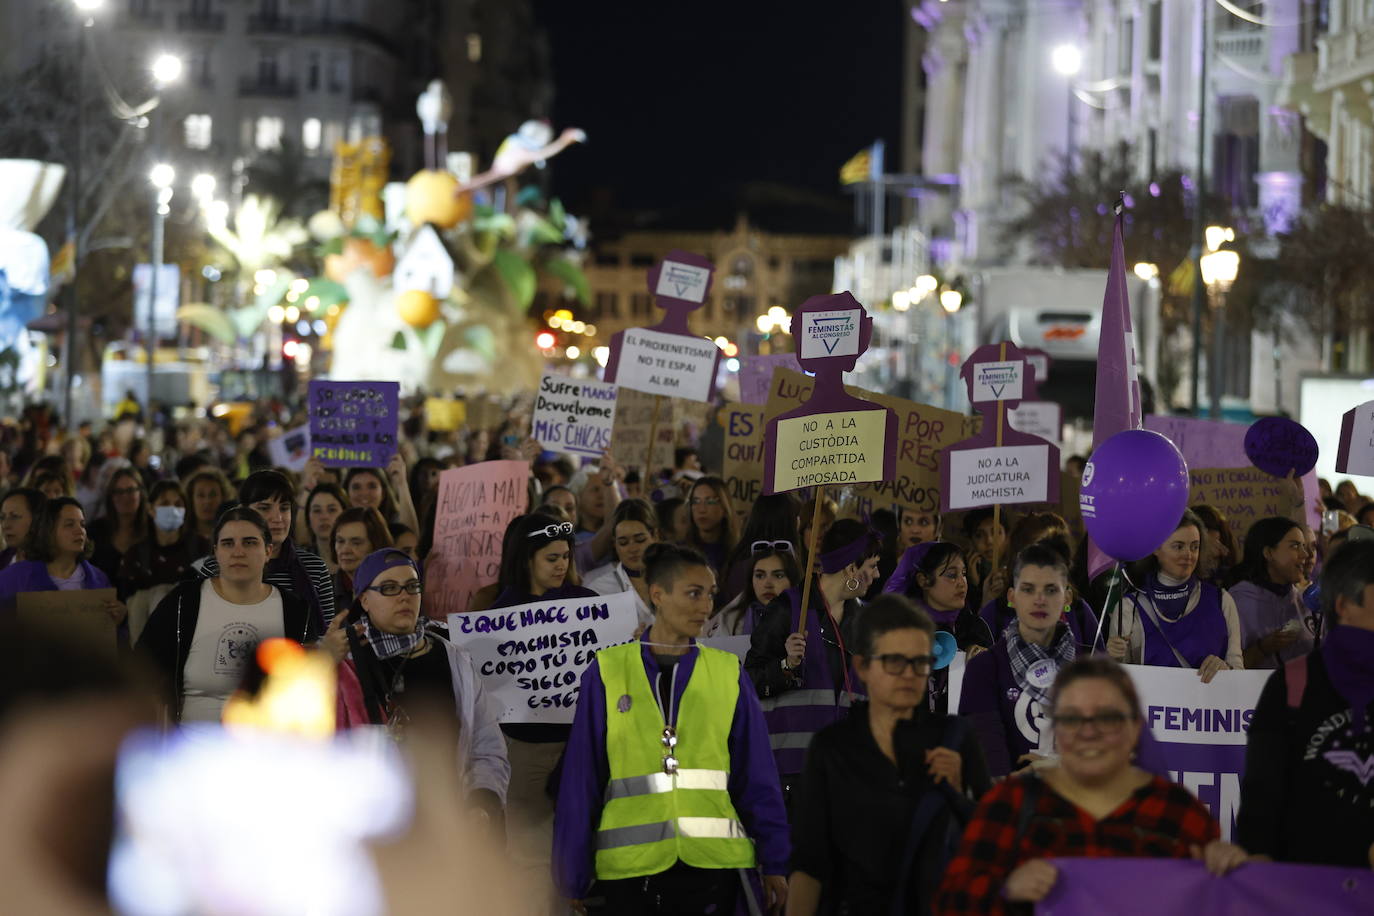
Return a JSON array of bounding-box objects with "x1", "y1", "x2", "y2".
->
[
  {"x1": 448, "y1": 592, "x2": 638, "y2": 723},
  {"x1": 1187, "y1": 465, "x2": 1298, "y2": 543},
  {"x1": 307, "y1": 380, "x2": 400, "y2": 467},
  {"x1": 609, "y1": 388, "x2": 676, "y2": 474},
  {"x1": 1245, "y1": 417, "x2": 1319, "y2": 479},
  {"x1": 605, "y1": 249, "x2": 720, "y2": 403},
  {"x1": 764, "y1": 369, "x2": 978, "y2": 516},
  {"x1": 762, "y1": 293, "x2": 896, "y2": 495},
  {"x1": 1336, "y1": 399, "x2": 1374, "y2": 476},
  {"x1": 942, "y1": 341, "x2": 1059, "y2": 513},
  {"x1": 722, "y1": 403, "x2": 766, "y2": 512},
  {"x1": 1126, "y1": 665, "x2": 1269, "y2": 841},
  {"x1": 424, "y1": 397, "x2": 466, "y2": 432},
  {"x1": 738, "y1": 353, "x2": 802, "y2": 405},
  {"x1": 17, "y1": 588, "x2": 118, "y2": 656},
  {"x1": 531, "y1": 374, "x2": 617, "y2": 458},
  {"x1": 267, "y1": 426, "x2": 311, "y2": 472},
  {"x1": 425, "y1": 461, "x2": 528, "y2": 619}
]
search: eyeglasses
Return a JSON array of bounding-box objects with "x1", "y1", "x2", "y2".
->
[
  {"x1": 874, "y1": 654, "x2": 935, "y2": 676},
  {"x1": 1052, "y1": 711, "x2": 1132, "y2": 734},
  {"x1": 689, "y1": 497, "x2": 721, "y2": 506},
  {"x1": 367, "y1": 579, "x2": 423, "y2": 597},
  {"x1": 661, "y1": 726, "x2": 679, "y2": 775},
  {"x1": 527, "y1": 521, "x2": 574, "y2": 539},
  {"x1": 751, "y1": 539, "x2": 794, "y2": 554}
]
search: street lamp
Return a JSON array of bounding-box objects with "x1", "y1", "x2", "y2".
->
[
  {"x1": 150, "y1": 53, "x2": 183, "y2": 86},
  {"x1": 1051, "y1": 44, "x2": 1082, "y2": 161},
  {"x1": 191, "y1": 173, "x2": 216, "y2": 201},
  {"x1": 1200, "y1": 235, "x2": 1240, "y2": 420},
  {"x1": 939, "y1": 289, "x2": 963, "y2": 314},
  {"x1": 142, "y1": 53, "x2": 181, "y2": 409}
]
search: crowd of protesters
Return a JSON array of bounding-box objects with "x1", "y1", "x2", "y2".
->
[{"x1": 0, "y1": 391, "x2": 1371, "y2": 915}]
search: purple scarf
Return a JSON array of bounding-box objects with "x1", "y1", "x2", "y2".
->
[
  {"x1": 1146, "y1": 574, "x2": 1191, "y2": 621},
  {"x1": 1323, "y1": 625, "x2": 1374, "y2": 733}
]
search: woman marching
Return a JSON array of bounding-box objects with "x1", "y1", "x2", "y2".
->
[
  {"x1": 1106, "y1": 510, "x2": 1244, "y2": 682},
  {"x1": 959, "y1": 545, "x2": 1078, "y2": 778},
  {"x1": 1227, "y1": 516, "x2": 1317, "y2": 669},
  {"x1": 707, "y1": 544, "x2": 800, "y2": 637},
  {"x1": 745, "y1": 519, "x2": 882, "y2": 793}
]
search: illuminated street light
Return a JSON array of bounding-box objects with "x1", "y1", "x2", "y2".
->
[
  {"x1": 149, "y1": 162, "x2": 175, "y2": 189},
  {"x1": 1133, "y1": 262, "x2": 1159, "y2": 281},
  {"x1": 915, "y1": 274, "x2": 938, "y2": 294},
  {"x1": 1205, "y1": 225, "x2": 1236, "y2": 253},
  {"x1": 1051, "y1": 44, "x2": 1082, "y2": 76},
  {"x1": 191, "y1": 173, "x2": 216, "y2": 200},
  {"x1": 892, "y1": 290, "x2": 911, "y2": 312},
  {"x1": 940, "y1": 289, "x2": 963, "y2": 314},
  {"x1": 150, "y1": 53, "x2": 183, "y2": 86},
  {"x1": 1200, "y1": 249, "x2": 1240, "y2": 290}
]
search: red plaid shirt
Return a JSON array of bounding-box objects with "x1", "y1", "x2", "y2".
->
[{"x1": 935, "y1": 773, "x2": 1220, "y2": 915}]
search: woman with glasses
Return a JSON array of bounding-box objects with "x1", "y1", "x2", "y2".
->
[
  {"x1": 554, "y1": 543, "x2": 790, "y2": 915},
  {"x1": 194, "y1": 471, "x2": 337, "y2": 632},
  {"x1": 708, "y1": 544, "x2": 800, "y2": 637},
  {"x1": 1226, "y1": 516, "x2": 1317, "y2": 670},
  {"x1": 959, "y1": 545, "x2": 1079, "y2": 779},
  {"x1": 584, "y1": 498, "x2": 659, "y2": 630},
  {"x1": 936, "y1": 657, "x2": 1249, "y2": 913},
  {"x1": 137, "y1": 507, "x2": 320, "y2": 724},
  {"x1": 746, "y1": 519, "x2": 883, "y2": 791},
  {"x1": 1106, "y1": 510, "x2": 1243, "y2": 682},
  {"x1": 886, "y1": 541, "x2": 994, "y2": 713},
  {"x1": 789, "y1": 595, "x2": 989, "y2": 915},
  {"x1": 332, "y1": 548, "x2": 509, "y2": 823},
  {"x1": 684, "y1": 476, "x2": 737, "y2": 574},
  {"x1": 88, "y1": 467, "x2": 150, "y2": 584},
  {"x1": 491, "y1": 512, "x2": 600, "y2": 914}
]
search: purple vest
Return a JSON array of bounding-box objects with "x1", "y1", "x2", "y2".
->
[
  {"x1": 759, "y1": 587, "x2": 860, "y2": 776},
  {"x1": 1136, "y1": 581, "x2": 1228, "y2": 668}
]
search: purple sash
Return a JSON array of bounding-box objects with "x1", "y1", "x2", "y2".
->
[{"x1": 1137, "y1": 581, "x2": 1228, "y2": 668}]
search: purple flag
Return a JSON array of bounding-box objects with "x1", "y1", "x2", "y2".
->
[
  {"x1": 1039, "y1": 858, "x2": 1374, "y2": 915},
  {"x1": 1087, "y1": 207, "x2": 1144, "y2": 579}
]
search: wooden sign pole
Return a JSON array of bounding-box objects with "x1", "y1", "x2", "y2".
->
[
  {"x1": 796, "y1": 484, "x2": 827, "y2": 638},
  {"x1": 644, "y1": 394, "x2": 664, "y2": 485}
]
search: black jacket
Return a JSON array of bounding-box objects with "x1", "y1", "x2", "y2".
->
[
  {"x1": 135, "y1": 579, "x2": 317, "y2": 721},
  {"x1": 790, "y1": 701, "x2": 991, "y2": 915},
  {"x1": 1237, "y1": 651, "x2": 1374, "y2": 867}
]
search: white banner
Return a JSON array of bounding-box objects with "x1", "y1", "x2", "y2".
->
[
  {"x1": 448, "y1": 592, "x2": 639, "y2": 724},
  {"x1": 531, "y1": 374, "x2": 618, "y2": 457}
]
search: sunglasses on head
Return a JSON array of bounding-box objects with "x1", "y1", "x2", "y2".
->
[
  {"x1": 528, "y1": 521, "x2": 575, "y2": 539},
  {"x1": 751, "y1": 539, "x2": 794, "y2": 554}
]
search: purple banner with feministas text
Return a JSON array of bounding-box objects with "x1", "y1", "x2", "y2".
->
[
  {"x1": 1125, "y1": 665, "x2": 1270, "y2": 841},
  {"x1": 1037, "y1": 858, "x2": 1374, "y2": 915}
]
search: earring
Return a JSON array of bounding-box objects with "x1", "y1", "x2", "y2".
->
[
  {"x1": 844, "y1": 576, "x2": 861, "y2": 593},
  {"x1": 1063, "y1": 604, "x2": 1071, "y2": 615}
]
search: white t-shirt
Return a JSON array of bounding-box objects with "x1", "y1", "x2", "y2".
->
[
  {"x1": 52, "y1": 565, "x2": 87, "y2": 591},
  {"x1": 181, "y1": 580, "x2": 285, "y2": 723}
]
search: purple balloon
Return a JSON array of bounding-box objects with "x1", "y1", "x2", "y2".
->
[{"x1": 1079, "y1": 429, "x2": 1191, "y2": 563}]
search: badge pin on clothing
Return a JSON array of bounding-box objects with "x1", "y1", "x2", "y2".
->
[{"x1": 617, "y1": 694, "x2": 632, "y2": 713}]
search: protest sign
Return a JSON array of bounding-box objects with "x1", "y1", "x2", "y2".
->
[
  {"x1": 531, "y1": 374, "x2": 617, "y2": 458},
  {"x1": 1008, "y1": 401, "x2": 1062, "y2": 444},
  {"x1": 425, "y1": 461, "x2": 528, "y2": 619},
  {"x1": 307, "y1": 380, "x2": 399, "y2": 467},
  {"x1": 424, "y1": 397, "x2": 466, "y2": 432},
  {"x1": 17, "y1": 588, "x2": 118, "y2": 655},
  {"x1": 609, "y1": 388, "x2": 676, "y2": 474},
  {"x1": 770, "y1": 409, "x2": 890, "y2": 493},
  {"x1": 942, "y1": 341, "x2": 1059, "y2": 514},
  {"x1": 267, "y1": 426, "x2": 310, "y2": 472},
  {"x1": 722, "y1": 403, "x2": 766, "y2": 512},
  {"x1": 1188, "y1": 465, "x2": 1297, "y2": 543},
  {"x1": 653, "y1": 258, "x2": 711, "y2": 303},
  {"x1": 1245, "y1": 416, "x2": 1319, "y2": 478},
  {"x1": 1039, "y1": 859, "x2": 1374, "y2": 916},
  {"x1": 764, "y1": 368, "x2": 978, "y2": 516},
  {"x1": 1126, "y1": 664, "x2": 1269, "y2": 840},
  {"x1": 738, "y1": 353, "x2": 802, "y2": 405},
  {"x1": 1144, "y1": 414, "x2": 1249, "y2": 468},
  {"x1": 447, "y1": 592, "x2": 638, "y2": 724},
  {"x1": 464, "y1": 394, "x2": 501, "y2": 432},
  {"x1": 1336, "y1": 398, "x2": 1374, "y2": 476},
  {"x1": 613, "y1": 328, "x2": 719, "y2": 402}
]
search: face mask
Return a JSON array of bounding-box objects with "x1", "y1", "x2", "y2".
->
[{"x1": 154, "y1": 505, "x2": 186, "y2": 532}]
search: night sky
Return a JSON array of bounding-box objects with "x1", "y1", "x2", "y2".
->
[{"x1": 532, "y1": 0, "x2": 905, "y2": 217}]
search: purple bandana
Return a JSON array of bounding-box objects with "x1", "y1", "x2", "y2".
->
[
  {"x1": 819, "y1": 527, "x2": 882, "y2": 575},
  {"x1": 1323, "y1": 624, "x2": 1374, "y2": 733}
]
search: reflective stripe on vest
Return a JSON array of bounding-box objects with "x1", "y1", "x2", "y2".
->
[
  {"x1": 595, "y1": 643, "x2": 756, "y2": 879},
  {"x1": 758, "y1": 689, "x2": 853, "y2": 711}
]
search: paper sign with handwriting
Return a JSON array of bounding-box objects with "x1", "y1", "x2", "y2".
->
[
  {"x1": 1336, "y1": 399, "x2": 1374, "y2": 476},
  {"x1": 425, "y1": 461, "x2": 529, "y2": 619},
  {"x1": 614, "y1": 328, "x2": 718, "y2": 402},
  {"x1": 448, "y1": 592, "x2": 638, "y2": 723},
  {"x1": 308, "y1": 380, "x2": 399, "y2": 467},
  {"x1": 1008, "y1": 401, "x2": 1062, "y2": 444},
  {"x1": 17, "y1": 588, "x2": 118, "y2": 656},
  {"x1": 723, "y1": 404, "x2": 766, "y2": 511},
  {"x1": 532, "y1": 374, "x2": 618, "y2": 458}
]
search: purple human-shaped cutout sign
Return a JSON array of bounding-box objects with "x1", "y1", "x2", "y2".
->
[
  {"x1": 761, "y1": 292, "x2": 897, "y2": 495},
  {"x1": 1245, "y1": 416, "x2": 1319, "y2": 479},
  {"x1": 603, "y1": 249, "x2": 721, "y2": 402},
  {"x1": 941, "y1": 340, "x2": 1060, "y2": 512}
]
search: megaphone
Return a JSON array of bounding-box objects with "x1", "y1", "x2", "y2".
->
[{"x1": 932, "y1": 630, "x2": 959, "y2": 670}]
